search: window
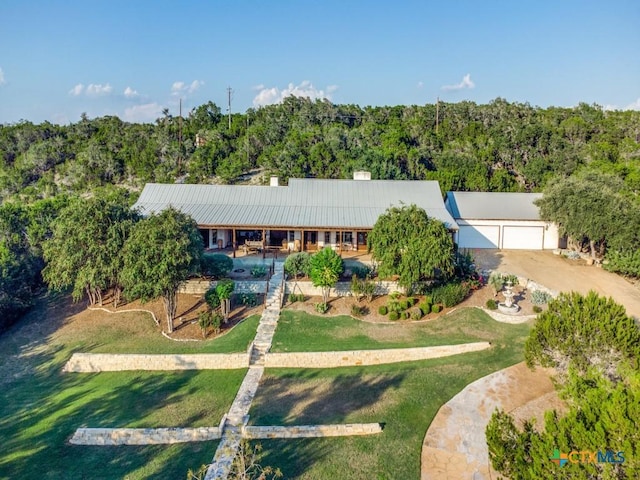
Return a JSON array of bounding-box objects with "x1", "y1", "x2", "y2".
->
[
  {"x1": 324, "y1": 231, "x2": 331, "y2": 244},
  {"x1": 342, "y1": 232, "x2": 353, "y2": 243},
  {"x1": 288, "y1": 231, "x2": 295, "y2": 241}
]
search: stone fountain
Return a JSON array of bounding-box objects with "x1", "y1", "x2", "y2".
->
[{"x1": 498, "y1": 280, "x2": 520, "y2": 315}]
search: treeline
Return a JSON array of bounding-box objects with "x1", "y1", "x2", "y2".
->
[{"x1": 1, "y1": 98, "x2": 640, "y2": 201}]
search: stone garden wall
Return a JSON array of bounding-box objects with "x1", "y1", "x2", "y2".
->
[
  {"x1": 63, "y1": 353, "x2": 249, "y2": 372},
  {"x1": 263, "y1": 342, "x2": 490, "y2": 368}
]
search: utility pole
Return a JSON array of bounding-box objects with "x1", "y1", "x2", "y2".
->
[
  {"x1": 227, "y1": 87, "x2": 233, "y2": 129},
  {"x1": 178, "y1": 98, "x2": 183, "y2": 172},
  {"x1": 435, "y1": 96, "x2": 440, "y2": 135}
]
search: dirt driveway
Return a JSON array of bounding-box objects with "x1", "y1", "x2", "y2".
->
[{"x1": 472, "y1": 250, "x2": 640, "y2": 319}]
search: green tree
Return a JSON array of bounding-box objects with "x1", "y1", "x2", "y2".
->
[
  {"x1": 308, "y1": 247, "x2": 343, "y2": 304},
  {"x1": 42, "y1": 192, "x2": 138, "y2": 306},
  {"x1": 367, "y1": 204, "x2": 454, "y2": 291},
  {"x1": 216, "y1": 279, "x2": 235, "y2": 323},
  {"x1": 524, "y1": 291, "x2": 640, "y2": 381},
  {"x1": 283, "y1": 252, "x2": 310, "y2": 279},
  {"x1": 121, "y1": 207, "x2": 203, "y2": 332},
  {"x1": 535, "y1": 171, "x2": 638, "y2": 259},
  {"x1": 486, "y1": 292, "x2": 640, "y2": 479}
]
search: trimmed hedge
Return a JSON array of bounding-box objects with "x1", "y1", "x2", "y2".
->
[
  {"x1": 431, "y1": 304, "x2": 441, "y2": 314},
  {"x1": 378, "y1": 305, "x2": 388, "y2": 315},
  {"x1": 389, "y1": 311, "x2": 399, "y2": 321}
]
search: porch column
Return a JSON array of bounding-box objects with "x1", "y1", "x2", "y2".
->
[
  {"x1": 301, "y1": 229, "x2": 305, "y2": 252},
  {"x1": 232, "y1": 228, "x2": 237, "y2": 258},
  {"x1": 262, "y1": 228, "x2": 266, "y2": 259},
  {"x1": 339, "y1": 230, "x2": 342, "y2": 254},
  {"x1": 209, "y1": 229, "x2": 214, "y2": 249}
]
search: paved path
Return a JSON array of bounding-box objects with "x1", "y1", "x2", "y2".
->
[
  {"x1": 421, "y1": 362, "x2": 561, "y2": 479},
  {"x1": 474, "y1": 250, "x2": 640, "y2": 319},
  {"x1": 205, "y1": 261, "x2": 285, "y2": 480}
]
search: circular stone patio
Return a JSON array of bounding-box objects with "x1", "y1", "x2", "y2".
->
[{"x1": 421, "y1": 362, "x2": 564, "y2": 480}]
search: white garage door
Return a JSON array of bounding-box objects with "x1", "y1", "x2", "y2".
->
[
  {"x1": 457, "y1": 225, "x2": 500, "y2": 249},
  {"x1": 502, "y1": 226, "x2": 544, "y2": 250}
]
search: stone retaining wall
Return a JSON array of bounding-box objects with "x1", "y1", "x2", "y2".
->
[
  {"x1": 264, "y1": 342, "x2": 490, "y2": 368},
  {"x1": 63, "y1": 353, "x2": 249, "y2": 372},
  {"x1": 70, "y1": 427, "x2": 222, "y2": 445},
  {"x1": 285, "y1": 280, "x2": 403, "y2": 298},
  {"x1": 244, "y1": 423, "x2": 383, "y2": 439},
  {"x1": 179, "y1": 280, "x2": 268, "y2": 295}
]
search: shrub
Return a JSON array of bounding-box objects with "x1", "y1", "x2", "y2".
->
[
  {"x1": 288, "y1": 293, "x2": 298, "y2": 303},
  {"x1": 389, "y1": 291, "x2": 402, "y2": 300},
  {"x1": 378, "y1": 305, "x2": 388, "y2": 315},
  {"x1": 419, "y1": 302, "x2": 431, "y2": 316},
  {"x1": 400, "y1": 312, "x2": 408, "y2": 320},
  {"x1": 250, "y1": 265, "x2": 267, "y2": 278},
  {"x1": 431, "y1": 282, "x2": 470, "y2": 307},
  {"x1": 202, "y1": 254, "x2": 234, "y2": 279},
  {"x1": 503, "y1": 274, "x2": 519, "y2": 286},
  {"x1": 204, "y1": 287, "x2": 221, "y2": 310},
  {"x1": 423, "y1": 295, "x2": 433, "y2": 304},
  {"x1": 531, "y1": 290, "x2": 553, "y2": 305},
  {"x1": 387, "y1": 299, "x2": 402, "y2": 314},
  {"x1": 489, "y1": 272, "x2": 504, "y2": 295},
  {"x1": 533, "y1": 305, "x2": 543, "y2": 313},
  {"x1": 351, "y1": 264, "x2": 372, "y2": 279},
  {"x1": 399, "y1": 299, "x2": 410, "y2": 310},
  {"x1": 351, "y1": 304, "x2": 367, "y2": 317},
  {"x1": 314, "y1": 302, "x2": 329, "y2": 314},
  {"x1": 406, "y1": 297, "x2": 416, "y2": 306},
  {"x1": 240, "y1": 293, "x2": 257, "y2": 306},
  {"x1": 410, "y1": 308, "x2": 423, "y2": 320},
  {"x1": 283, "y1": 252, "x2": 311, "y2": 279},
  {"x1": 388, "y1": 311, "x2": 399, "y2": 321},
  {"x1": 486, "y1": 299, "x2": 498, "y2": 310},
  {"x1": 431, "y1": 304, "x2": 441, "y2": 314},
  {"x1": 604, "y1": 249, "x2": 640, "y2": 278}
]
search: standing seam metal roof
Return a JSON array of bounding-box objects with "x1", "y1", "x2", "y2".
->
[
  {"x1": 133, "y1": 179, "x2": 458, "y2": 229},
  {"x1": 445, "y1": 191, "x2": 544, "y2": 221}
]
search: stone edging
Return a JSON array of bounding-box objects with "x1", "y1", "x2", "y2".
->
[
  {"x1": 62, "y1": 353, "x2": 249, "y2": 372},
  {"x1": 87, "y1": 306, "x2": 159, "y2": 326},
  {"x1": 478, "y1": 307, "x2": 537, "y2": 324}
]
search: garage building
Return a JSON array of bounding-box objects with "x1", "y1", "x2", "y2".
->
[{"x1": 445, "y1": 192, "x2": 560, "y2": 250}]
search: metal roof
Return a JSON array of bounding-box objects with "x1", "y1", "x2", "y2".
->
[
  {"x1": 133, "y1": 179, "x2": 458, "y2": 229},
  {"x1": 445, "y1": 191, "x2": 544, "y2": 221}
]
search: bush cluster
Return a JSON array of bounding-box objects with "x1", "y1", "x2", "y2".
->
[
  {"x1": 531, "y1": 290, "x2": 553, "y2": 305},
  {"x1": 533, "y1": 305, "x2": 543, "y2": 313},
  {"x1": 288, "y1": 293, "x2": 304, "y2": 303},
  {"x1": 202, "y1": 254, "x2": 233, "y2": 279},
  {"x1": 250, "y1": 265, "x2": 267, "y2": 278},
  {"x1": 431, "y1": 282, "x2": 470, "y2": 307},
  {"x1": 378, "y1": 305, "x2": 388, "y2": 315},
  {"x1": 314, "y1": 302, "x2": 329, "y2": 314},
  {"x1": 486, "y1": 299, "x2": 498, "y2": 310},
  {"x1": 604, "y1": 249, "x2": 640, "y2": 278},
  {"x1": 351, "y1": 304, "x2": 366, "y2": 317},
  {"x1": 431, "y1": 304, "x2": 441, "y2": 314},
  {"x1": 388, "y1": 311, "x2": 399, "y2": 321},
  {"x1": 419, "y1": 302, "x2": 432, "y2": 316}
]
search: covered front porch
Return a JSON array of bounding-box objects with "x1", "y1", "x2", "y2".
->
[{"x1": 198, "y1": 226, "x2": 372, "y2": 258}]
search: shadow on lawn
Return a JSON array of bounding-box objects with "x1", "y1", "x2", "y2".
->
[
  {"x1": 0, "y1": 333, "x2": 213, "y2": 479},
  {"x1": 249, "y1": 369, "x2": 405, "y2": 477}
]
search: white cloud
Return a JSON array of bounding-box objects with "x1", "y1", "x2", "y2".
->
[
  {"x1": 441, "y1": 73, "x2": 475, "y2": 92},
  {"x1": 171, "y1": 79, "x2": 204, "y2": 96},
  {"x1": 86, "y1": 83, "x2": 112, "y2": 96},
  {"x1": 417, "y1": 81, "x2": 424, "y2": 89},
  {"x1": 0, "y1": 68, "x2": 5, "y2": 86},
  {"x1": 124, "y1": 86, "x2": 139, "y2": 98},
  {"x1": 69, "y1": 83, "x2": 84, "y2": 96},
  {"x1": 625, "y1": 98, "x2": 640, "y2": 111},
  {"x1": 123, "y1": 102, "x2": 163, "y2": 123},
  {"x1": 252, "y1": 80, "x2": 337, "y2": 107}
]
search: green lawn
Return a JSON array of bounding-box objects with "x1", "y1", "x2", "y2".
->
[
  {"x1": 251, "y1": 315, "x2": 532, "y2": 479},
  {"x1": 272, "y1": 308, "x2": 521, "y2": 352},
  {"x1": 0, "y1": 295, "x2": 251, "y2": 480},
  {"x1": 65, "y1": 313, "x2": 261, "y2": 354}
]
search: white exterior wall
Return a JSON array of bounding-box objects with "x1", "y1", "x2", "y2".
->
[{"x1": 455, "y1": 219, "x2": 559, "y2": 250}]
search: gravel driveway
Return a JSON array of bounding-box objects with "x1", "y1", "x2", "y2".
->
[{"x1": 472, "y1": 249, "x2": 640, "y2": 319}]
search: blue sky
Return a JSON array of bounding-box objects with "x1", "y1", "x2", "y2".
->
[{"x1": 1, "y1": 0, "x2": 639, "y2": 124}]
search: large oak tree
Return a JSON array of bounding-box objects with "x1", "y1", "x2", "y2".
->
[{"x1": 121, "y1": 207, "x2": 203, "y2": 333}]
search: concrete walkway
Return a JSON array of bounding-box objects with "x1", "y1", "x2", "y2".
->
[
  {"x1": 421, "y1": 362, "x2": 562, "y2": 480},
  {"x1": 204, "y1": 261, "x2": 285, "y2": 480}
]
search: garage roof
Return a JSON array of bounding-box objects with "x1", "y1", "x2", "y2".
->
[
  {"x1": 133, "y1": 179, "x2": 458, "y2": 229},
  {"x1": 445, "y1": 191, "x2": 544, "y2": 221}
]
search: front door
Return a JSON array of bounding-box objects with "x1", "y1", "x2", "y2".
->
[{"x1": 357, "y1": 231, "x2": 368, "y2": 251}]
